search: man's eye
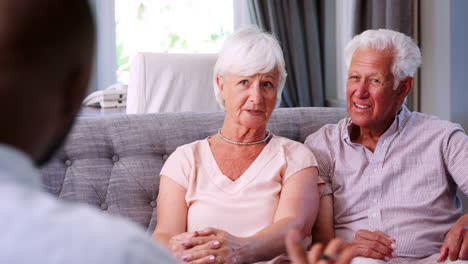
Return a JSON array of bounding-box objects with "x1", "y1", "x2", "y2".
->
[
  {"x1": 370, "y1": 79, "x2": 381, "y2": 83},
  {"x1": 239, "y1": 80, "x2": 248, "y2": 85},
  {"x1": 349, "y1": 76, "x2": 359, "y2": 80}
]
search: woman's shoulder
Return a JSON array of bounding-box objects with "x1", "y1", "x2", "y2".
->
[
  {"x1": 168, "y1": 138, "x2": 209, "y2": 160},
  {"x1": 271, "y1": 135, "x2": 314, "y2": 156},
  {"x1": 174, "y1": 138, "x2": 206, "y2": 151},
  {"x1": 271, "y1": 136, "x2": 318, "y2": 178}
]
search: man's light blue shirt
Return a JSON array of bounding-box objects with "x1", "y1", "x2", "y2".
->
[{"x1": 0, "y1": 144, "x2": 176, "y2": 264}]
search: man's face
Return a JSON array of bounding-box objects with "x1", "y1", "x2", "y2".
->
[{"x1": 346, "y1": 48, "x2": 404, "y2": 132}]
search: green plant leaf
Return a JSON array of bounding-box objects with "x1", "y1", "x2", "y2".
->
[
  {"x1": 168, "y1": 33, "x2": 180, "y2": 49},
  {"x1": 137, "y1": 3, "x2": 145, "y2": 20},
  {"x1": 116, "y1": 43, "x2": 123, "y2": 59},
  {"x1": 118, "y1": 56, "x2": 130, "y2": 66},
  {"x1": 210, "y1": 33, "x2": 220, "y2": 41}
]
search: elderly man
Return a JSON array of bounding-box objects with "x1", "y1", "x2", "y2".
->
[
  {"x1": 0, "y1": 0, "x2": 175, "y2": 263},
  {"x1": 306, "y1": 29, "x2": 468, "y2": 264}
]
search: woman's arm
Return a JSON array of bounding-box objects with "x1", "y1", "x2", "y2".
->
[
  {"x1": 243, "y1": 166, "x2": 320, "y2": 262},
  {"x1": 179, "y1": 167, "x2": 320, "y2": 264},
  {"x1": 152, "y1": 175, "x2": 190, "y2": 254}
]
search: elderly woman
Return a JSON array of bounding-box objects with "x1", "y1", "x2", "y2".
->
[{"x1": 152, "y1": 27, "x2": 320, "y2": 264}]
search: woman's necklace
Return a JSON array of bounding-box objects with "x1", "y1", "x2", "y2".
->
[{"x1": 217, "y1": 129, "x2": 270, "y2": 146}]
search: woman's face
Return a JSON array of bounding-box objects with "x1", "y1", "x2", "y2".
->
[{"x1": 217, "y1": 70, "x2": 279, "y2": 129}]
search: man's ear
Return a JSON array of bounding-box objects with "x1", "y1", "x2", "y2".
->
[
  {"x1": 397, "y1": 76, "x2": 414, "y2": 100},
  {"x1": 60, "y1": 64, "x2": 91, "y2": 122}
]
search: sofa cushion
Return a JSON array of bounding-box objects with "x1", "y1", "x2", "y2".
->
[{"x1": 40, "y1": 107, "x2": 347, "y2": 232}]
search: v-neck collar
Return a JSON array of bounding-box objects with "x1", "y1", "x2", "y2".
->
[{"x1": 203, "y1": 135, "x2": 277, "y2": 194}]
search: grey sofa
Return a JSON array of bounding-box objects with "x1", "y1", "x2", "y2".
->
[{"x1": 40, "y1": 107, "x2": 347, "y2": 232}]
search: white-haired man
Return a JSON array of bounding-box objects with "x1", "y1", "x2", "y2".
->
[{"x1": 306, "y1": 29, "x2": 468, "y2": 263}]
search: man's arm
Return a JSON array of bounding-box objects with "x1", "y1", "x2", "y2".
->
[
  {"x1": 312, "y1": 194, "x2": 334, "y2": 245},
  {"x1": 438, "y1": 129, "x2": 468, "y2": 261}
]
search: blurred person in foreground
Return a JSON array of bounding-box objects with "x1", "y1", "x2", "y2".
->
[
  {"x1": 153, "y1": 26, "x2": 321, "y2": 264},
  {"x1": 0, "y1": 0, "x2": 175, "y2": 263},
  {"x1": 287, "y1": 229, "x2": 353, "y2": 264}
]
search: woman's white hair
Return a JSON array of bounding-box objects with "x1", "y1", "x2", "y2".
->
[
  {"x1": 345, "y1": 29, "x2": 422, "y2": 89},
  {"x1": 213, "y1": 26, "x2": 287, "y2": 109}
]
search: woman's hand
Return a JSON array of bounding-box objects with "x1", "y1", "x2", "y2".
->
[
  {"x1": 180, "y1": 228, "x2": 247, "y2": 264},
  {"x1": 168, "y1": 232, "x2": 211, "y2": 260}
]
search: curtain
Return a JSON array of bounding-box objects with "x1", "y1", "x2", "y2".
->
[
  {"x1": 88, "y1": 0, "x2": 117, "y2": 94},
  {"x1": 248, "y1": 0, "x2": 325, "y2": 107},
  {"x1": 352, "y1": 0, "x2": 419, "y2": 110},
  {"x1": 353, "y1": 0, "x2": 416, "y2": 37}
]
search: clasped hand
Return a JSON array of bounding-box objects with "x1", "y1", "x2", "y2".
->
[
  {"x1": 169, "y1": 228, "x2": 244, "y2": 264},
  {"x1": 349, "y1": 229, "x2": 397, "y2": 261}
]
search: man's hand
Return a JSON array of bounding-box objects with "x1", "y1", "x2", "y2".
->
[
  {"x1": 438, "y1": 214, "x2": 468, "y2": 262},
  {"x1": 349, "y1": 230, "x2": 397, "y2": 261},
  {"x1": 286, "y1": 229, "x2": 353, "y2": 264}
]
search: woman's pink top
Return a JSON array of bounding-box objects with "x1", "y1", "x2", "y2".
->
[{"x1": 160, "y1": 135, "x2": 318, "y2": 237}]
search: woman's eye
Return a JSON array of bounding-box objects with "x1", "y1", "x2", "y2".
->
[{"x1": 263, "y1": 81, "x2": 274, "y2": 88}]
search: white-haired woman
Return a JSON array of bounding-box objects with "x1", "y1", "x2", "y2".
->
[{"x1": 153, "y1": 26, "x2": 320, "y2": 264}]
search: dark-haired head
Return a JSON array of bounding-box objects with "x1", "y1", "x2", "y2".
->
[{"x1": 0, "y1": 0, "x2": 96, "y2": 165}]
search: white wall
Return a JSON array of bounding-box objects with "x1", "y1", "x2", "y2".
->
[
  {"x1": 421, "y1": 0, "x2": 468, "y2": 212},
  {"x1": 450, "y1": 0, "x2": 468, "y2": 131},
  {"x1": 420, "y1": 0, "x2": 451, "y2": 120},
  {"x1": 420, "y1": 0, "x2": 468, "y2": 130},
  {"x1": 323, "y1": 0, "x2": 353, "y2": 108}
]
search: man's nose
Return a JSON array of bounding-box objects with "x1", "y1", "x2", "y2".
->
[{"x1": 355, "y1": 80, "x2": 370, "y2": 98}]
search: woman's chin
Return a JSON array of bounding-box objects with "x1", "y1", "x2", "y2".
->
[{"x1": 239, "y1": 116, "x2": 268, "y2": 129}]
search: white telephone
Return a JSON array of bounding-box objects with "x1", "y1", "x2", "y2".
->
[{"x1": 83, "y1": 83, "x2": 128, "y2": 108}]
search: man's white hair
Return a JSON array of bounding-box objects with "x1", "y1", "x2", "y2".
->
[
  {"x1": 345, "y1": 29, "x2": 422, "y2": 89},
  {"x1": 213, "y1": 26, "x2": 287, "y2": 109}
]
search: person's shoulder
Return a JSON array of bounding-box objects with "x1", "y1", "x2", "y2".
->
[
  {"x1": 173, "y1": 138, "x2": 203, "y2": 151},
  {"x1": 273, "y1": 136, "x2": 314, "y2": 157},
  {"x1": 305, "y1": 117, "x2": 349, "y2": 145},
  {"x1": 409, "y1": 111, "x2": 464, "y2": 134},
  {"x1": 274, "y1": 136, "x2": 306, "y2": 148},
  {"x1": 168, "y1": 138, "x2": 208, "y2": 161},
  {"x1": 0, "y1": 185, "x2": 175, "y2": 263}
]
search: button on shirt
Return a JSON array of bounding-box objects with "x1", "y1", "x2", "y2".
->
[
  {"x1": 305, "y1": 106, "x2": 468, "y2": 259},
  {"x1": 0, "y1": 144, "x2": 176, "y2": 264}
]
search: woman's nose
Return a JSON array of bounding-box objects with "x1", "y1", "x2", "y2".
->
[{"x1": 249, "y1": 82, "x2": 264, "y2": 103}]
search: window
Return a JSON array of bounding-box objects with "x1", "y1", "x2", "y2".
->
[{"x1": 114, "y1": 0, "x2": 233, "y2": 83}]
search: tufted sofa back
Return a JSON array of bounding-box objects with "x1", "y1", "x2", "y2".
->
[{"x1": 40, "y1": 107, "x2": 347, "y2": 233}]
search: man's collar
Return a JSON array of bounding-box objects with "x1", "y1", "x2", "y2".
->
[
  {"x1": 342, "y1": 104, "x2": 412, "y2": 142},
  {"x1": 0, "y1": 144, "x2": 41, "y2": 189}
]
